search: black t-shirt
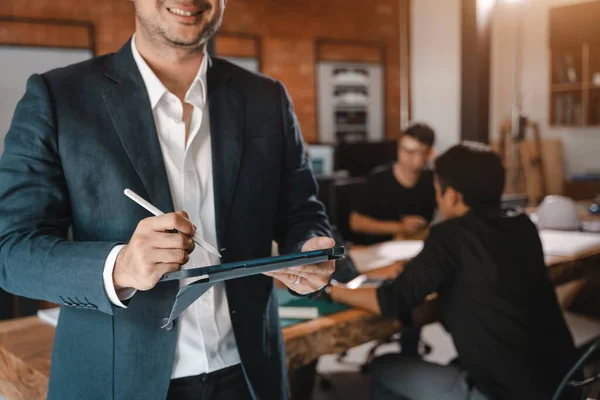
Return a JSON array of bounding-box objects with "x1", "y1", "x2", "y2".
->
[
  {"x1": 352, "y1": 164, "x2": 436, "y2": 244},
  {"x1": 376, "y1": 209, "x2": 578, "y2": 400}
]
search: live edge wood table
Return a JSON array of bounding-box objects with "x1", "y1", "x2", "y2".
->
[{"x1": 1, "y1": 247, "x2": 599, "y2": 400}]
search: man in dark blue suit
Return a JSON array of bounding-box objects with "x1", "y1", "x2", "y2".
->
[{"x1": 0, "y1": 1, "x2": 334, "y2": 399}]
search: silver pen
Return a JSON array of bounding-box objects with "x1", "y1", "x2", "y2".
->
[{"x1": 124, "y1": 188, "x2": 222, "y2": 258}]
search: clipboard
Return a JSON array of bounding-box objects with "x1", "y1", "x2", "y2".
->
[{"x1": 159, "y1": 246, "x2": 346, "y2": 328}]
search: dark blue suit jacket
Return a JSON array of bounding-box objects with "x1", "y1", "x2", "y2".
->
[{"x1": 0, "y1": 40, "x2": 330, "y2": 400}]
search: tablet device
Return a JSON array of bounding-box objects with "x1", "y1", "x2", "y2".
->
[
  {"x1": 159, "y1": 246, "x2": 346, "y2": 328},
  {"x1": 159, "y1": 246, "x2": 346, "y2": 282}
]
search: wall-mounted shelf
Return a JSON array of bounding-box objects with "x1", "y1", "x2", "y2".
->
[
  {"x1": 549, "y1": 2, "x2": 600, "y2": 127},
  {"x1": 551, "y1": 83, "x2": 584, "y2": 92}
]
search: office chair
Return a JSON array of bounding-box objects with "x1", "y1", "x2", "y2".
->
[
  {"x1": 358, "y1": 332, "x2": 433, "y2": 374},
  {"x1": 552, "y1": 336, "x2": 600, "y2": 400},
  {"x1": 331, "y1": 177, "x2": 366, "y2": 243}
]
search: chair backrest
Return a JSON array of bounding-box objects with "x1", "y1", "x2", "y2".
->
[
  {"x1": 552, "y1": 336, "x2": 600, "y2": 400},
  {"x1": 333, "y1": 177, "x2": 367, "y2": 243},
  {"x1": 315, "y1": 175, "x2": 338, "y2": 225}
]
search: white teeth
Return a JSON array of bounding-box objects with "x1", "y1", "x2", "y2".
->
[{"x1": 169, "y1": 7, "x2": 194, "y2": 16}]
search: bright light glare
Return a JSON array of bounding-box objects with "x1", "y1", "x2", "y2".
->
[
  {"x1": 479, "y1": 0, "x2": 496, "y2": 11},
  {"x1": 477, "y1": 0, "x2": 496, "y2": 23}
]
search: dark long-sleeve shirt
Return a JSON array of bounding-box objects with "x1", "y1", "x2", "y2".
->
[
  {"x1": 352, "y1": 165, "x2": 436, "y2": 245},
  {"x1": 376, "y1": 209, "x2": 577, "y2": 400}
]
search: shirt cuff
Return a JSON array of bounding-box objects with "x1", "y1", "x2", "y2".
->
[
  {"x1": 288, "y1": 277, "x2": 331, "y2": 299},
  {"x1": 102, "y1": 245, "x2": 136, "y2": 308}
]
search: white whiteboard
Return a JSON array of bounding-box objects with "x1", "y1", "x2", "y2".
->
[{"x1": 0, "y1": 46, "x2": 93, "y2": 154}]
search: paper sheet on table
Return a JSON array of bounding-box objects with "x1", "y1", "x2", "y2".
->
[
  {"x1": 539, "y1": 230, "x2": 600, "y2": 257},
  {"x1": 349, "y1": 240, "x2": 424, "y2": 273},
  {"x1": 278, "y1": 306, "x2": 319, "y2": 320}
]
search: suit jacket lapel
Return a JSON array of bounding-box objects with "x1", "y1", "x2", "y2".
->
[
  {"x1": 208, "y1": 58, "x2": 244, "y2": 250},
  {"x1": 102, "y1": 40, "x2": 174, "y2": 214},
  {"x1": 102, "y1": 47, "x2": 243, "y2": 250}
]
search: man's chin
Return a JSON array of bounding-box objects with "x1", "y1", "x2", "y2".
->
[{"x1": 166, "y1": 34, "x2": 207, "y2": 49}]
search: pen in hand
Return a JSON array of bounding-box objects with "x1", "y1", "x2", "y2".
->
[{"x1": 124, "y1": 188, "x2": 222, "y2": 258}]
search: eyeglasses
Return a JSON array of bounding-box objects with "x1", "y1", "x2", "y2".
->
[{"x1": 399, "y1": 146, "x2": 430, "y2": 158}]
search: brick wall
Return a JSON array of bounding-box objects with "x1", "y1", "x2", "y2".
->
[
  {"x1": 0, "y1": 1, "x2": 135, "y2": 54},
  {"x1": 0, "y1": 0, "x2": 408, "y2": 143},
  {"x1": 221, "y1": 0, "x2": 406, "y2": 142}
]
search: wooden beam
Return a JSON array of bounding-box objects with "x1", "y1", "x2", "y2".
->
[
  {"x1": 399, "y1": 0, "x2": 411, "y2": 129},
  {"x1": 460, "y1": 0, "x2": 493, "y2": 143}
]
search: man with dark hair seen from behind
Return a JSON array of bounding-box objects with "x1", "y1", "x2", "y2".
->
[
  {"x1": 330, "y1": 142, "x2": 578, "y2": 399},
  {"x1": 0, "y1": 1, "x2": 336, "y2": 399}
]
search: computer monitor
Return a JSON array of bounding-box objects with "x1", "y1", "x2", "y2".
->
[
  {"x1": 334, "y1": 140, "x2": 397, "y2": 177},
  {"x1": 307, "y1": 144, "x2": 335, "y2": 176}
]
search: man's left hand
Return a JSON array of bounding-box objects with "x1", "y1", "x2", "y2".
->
[{"x1": 264, "y1": 237, "x2": 336, "y2": 295}]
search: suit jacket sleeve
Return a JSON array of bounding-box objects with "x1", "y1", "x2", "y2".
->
[
  {"x1": 0, "y1": 74, "x2": 119, "y2": 315},
  {"x1": 273, "y1": 82, "x2": 331, "y2": 255}
]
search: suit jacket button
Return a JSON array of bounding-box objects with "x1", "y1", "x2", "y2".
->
[{"x1": 161, "y1": 318, "x2": 174, "y2": 331}]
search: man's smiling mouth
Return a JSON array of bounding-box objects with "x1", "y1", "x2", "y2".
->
[{"x1": 167, "y1": 7, "x2": 204, "y2": 17}]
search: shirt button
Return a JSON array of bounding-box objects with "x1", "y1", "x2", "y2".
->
[{"x1": 209, "y1": 351, "x2": 218, "y2": 359}]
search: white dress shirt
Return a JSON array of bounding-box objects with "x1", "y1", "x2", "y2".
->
[{"x1": 102, "y1": 35, "x2": 241, "y2": 379}]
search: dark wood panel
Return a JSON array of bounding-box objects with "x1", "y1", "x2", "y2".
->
[
  {"x1": 550, "y1": 1, "x2": 600, "y2": 47},
  {"x1": 460, "y1": 0, "x2": 492, "y2": 143},
  {"x1": 399, "y1": 0, "x2": 411, "y2": 129},
  {"x1": 565, "y1": 180, "x2": 600, "y2": 201}
]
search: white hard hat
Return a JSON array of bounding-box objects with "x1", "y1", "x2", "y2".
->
[{"x1": 536, "y1": 195, "x2": 581, "y2": 231}]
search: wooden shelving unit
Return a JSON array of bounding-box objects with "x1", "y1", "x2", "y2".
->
[
  {"x1": 550, "y1": 1, "x2": 600, "y2": 127},
  {"x1": 551, "y1": 83, "x2": 584, "y2": 93}
]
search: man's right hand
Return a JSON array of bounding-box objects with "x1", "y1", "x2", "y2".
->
[
  {"x1": 113, "y1": 211, "x2": 196, "y2": 291},
  {"x1": 399, "y1": 215, "x2": 427, "y2": 236}
]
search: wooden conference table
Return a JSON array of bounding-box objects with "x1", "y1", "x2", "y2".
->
[{"x1": 1, "y1": 240, "x2": 600, "y2": 400}]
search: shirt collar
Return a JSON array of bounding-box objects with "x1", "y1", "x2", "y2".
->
[{"x1": 130, "y1": 34, "x2": 208, "y2": 110}]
